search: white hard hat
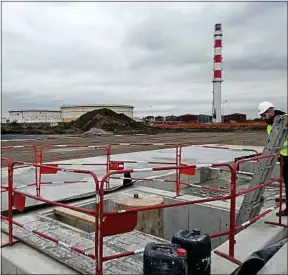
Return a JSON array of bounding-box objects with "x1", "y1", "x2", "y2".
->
[{"x1": 257, "y1": 101, "x2": 275, "y2": 116}]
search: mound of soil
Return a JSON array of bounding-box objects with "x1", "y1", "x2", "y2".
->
[
  {"x1": 71, "y1": 108, "x2": 162, "y2": 135},
  {"x1": 81, "y1": 128, "x2": 113, "y2": 137}
]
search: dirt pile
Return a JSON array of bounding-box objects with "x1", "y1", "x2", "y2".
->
[
  {"x1": 71, "y1": 108, "x2": 162, "y2": 135},
  {"x1": 81, "y1": 128, "x2": 113, "y2": 137}
]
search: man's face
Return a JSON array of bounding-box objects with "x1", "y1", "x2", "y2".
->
[{"x1": 261, "y1": 108, "x2": 275, "y2": 121}]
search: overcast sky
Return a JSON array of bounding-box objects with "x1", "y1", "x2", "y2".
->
[{"x1": 2, "y1": 1, "x2": 287, "y2": 118}]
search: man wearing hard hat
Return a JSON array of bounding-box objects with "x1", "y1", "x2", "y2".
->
[{"x1": 258, "y1": 101, "x2": 288, "y2": 216}]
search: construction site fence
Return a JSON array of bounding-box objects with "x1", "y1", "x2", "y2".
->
[
  {"x1": 1, "y1": 160, "x2": 100, "y2": 274},
  {"x1": 98, "y1": 155, "x2": 286, "y2": 272},
  {"x1": 1, "y1": 142, "x2": 262, "y2": 201},
  {"x1": 38, "y1": 144, "x2": 108, "y2": 193},
  {"x1": 8, "y1": 143, "x2": 260, "y2": 196},
  {"x1": 0, "y1": 153, "x2": 286, "y2": 274}
]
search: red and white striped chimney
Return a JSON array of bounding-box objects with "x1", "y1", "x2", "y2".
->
[{"x1": 212, "y1": 23, "x2": 223, "y2": 123}]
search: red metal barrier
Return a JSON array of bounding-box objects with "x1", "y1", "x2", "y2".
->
[
  {"x1": 178, "y1": 144, "x2": 259, "y2": 193},
  {"x1": 106, "y1": 143, "x2": 181, "y2": 193},
  {"x1": 1, "y1": 158, "x2": 18, "y2": 248},
  {"x1": 2, "y1": 146, "x2": 286, "y2": 274},
  {"x1": 98, "y1": 163, "x2": 234, "y2": 274},
  {"x1": 97, "y1": 153, "x2": 285, "y2": 273},
  {"x1": 214, "y1": 153, "x2": 286, "y2": 265},
  {"x1": 38, "y1": 144, "x2": 107, "y2": 195},
  {"x1": 1, "y1": 161, "x2": 100, "y2": 274},
  {"x1": 1, "y1": 145, "x2": 39, "y2": 195}
]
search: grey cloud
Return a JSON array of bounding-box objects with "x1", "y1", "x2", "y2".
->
[
  {"x1": 124, "y1": 2, "x2": 287, "y2": 72},
  {"x1": 226, "y1": 2, "x2": 286, "y2": 27},
  {"x1": 225, "y1": 55, "x2": 287, "y2": 71},
  {"x1": 2, "y1": 2, "x2": 287, "y2": 119},
  {"x1": 2, "y1": 31, "x2": 121, "y2": 74}
]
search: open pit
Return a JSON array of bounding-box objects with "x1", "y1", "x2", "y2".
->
[{"x1": 1, "y1": 144, "x2": 286, "y2": 274}]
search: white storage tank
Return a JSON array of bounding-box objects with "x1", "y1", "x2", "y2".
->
[
  {"x1": 8, "y1": 109, "x2": 63, "y2": 125},
  {"x1": 60, "y1": 104, "x2": 134, "y2": 122}
]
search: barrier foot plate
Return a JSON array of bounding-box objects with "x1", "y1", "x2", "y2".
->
[
  {"x1": 214, "y1": 249, "x2": 242, "y2": 265},
  {"x1": 1, "y1": 239, "x2": 19, "y2": 248},
  {"x1": 264, "y1": 221, "x2": 288, "y2": 228}
]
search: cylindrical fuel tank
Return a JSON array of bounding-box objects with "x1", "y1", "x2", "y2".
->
[
  {"x1": 171, "y1": 229, "x2": 211, "y2": 275},
  {"x1": 143, "y1": 242, "x2": 188, "y2": 275},
  {"x1": 110, "y1": 192, "x2": 164, "y2": 238}
]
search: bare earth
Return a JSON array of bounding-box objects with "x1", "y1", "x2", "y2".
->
[{"x1": 2, "y1": 131, "x2": 266, "y2": 163}]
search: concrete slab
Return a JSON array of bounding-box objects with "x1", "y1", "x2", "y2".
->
[{"x1": 1, "y1": 233, "x2": 78, "y2": 274}]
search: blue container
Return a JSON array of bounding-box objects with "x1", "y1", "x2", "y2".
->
[
  {"x1": 172, "y1": 229, "x2": 211, "y2": 275},
  {"x1": 143, "y1": 243, "x2": 188, "y2": 275}
]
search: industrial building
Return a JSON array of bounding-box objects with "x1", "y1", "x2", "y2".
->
[
  {"x1": 198, "y1": 114, "x2": 213, "y2": 123},
  {"x1": 7, "y1": 105, "x2": 135, "y2": 124},
  {"x1": 223, "y1": 113, "x2": 247, "y2": 123},
  {"x1": 8, "y1": 109, "x2": 62, "y2": 125},
  {"x1": 60, "y1": 104, "x2": 134, "y2": 122},
  {"x1": 178, "y1": 114, "x2": 198, "y2": 123}
]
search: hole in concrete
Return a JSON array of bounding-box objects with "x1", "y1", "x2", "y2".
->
[{"x1": 46, "y1": 190, "x2": 230, "y2": 250}]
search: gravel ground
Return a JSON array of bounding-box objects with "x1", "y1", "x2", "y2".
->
[{"x1": 2, "y1": 131, "x2": 267, "y2": 163}]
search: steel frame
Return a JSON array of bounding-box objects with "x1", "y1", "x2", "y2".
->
[
  {"x1": 38, "y1": 144, "x2": 107, "y2": 195},
  {"x1": 106, "y1": 143, "x2": 181, "y2": 194},
  {"x1": 1, "y1": 145, "x2": 38, "y2": 195},
  {"x1": 1, "y1": 160, "x2": 100, "y2": 274}
]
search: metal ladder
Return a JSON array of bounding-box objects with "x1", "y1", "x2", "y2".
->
[{"x1": 236, "y1": 114, "x2": 288, "y2": 226}]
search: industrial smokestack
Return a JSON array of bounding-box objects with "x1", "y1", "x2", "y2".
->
[{"x1": 212, "y1": 23, "x2": 223, "y2": 123}]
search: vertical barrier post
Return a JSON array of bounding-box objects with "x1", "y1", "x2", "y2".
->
[
  {"x1": 175, "y1": 146, "x2": 180, "y2": 196},
  {"x1": 1, "y1": 158, "x2": 18, "y2": 247},
  {"x1": 34, "y1": 145, "x2": 39, "y2": 196},
  {"x1": 105, "y1": 146, "x2": 111, "y2": 190},
  {"x1": 98, "y1": 177, "x2": 105, "y2": 275},
  {"x1": 36, "y1": 146, "x2": 44, "y2": 196},
  {"x1": 8, "y1": 160, "x2": 13, "y2": 245},
  {"x1": 228, "y1": 164, "x2": 237, "y2": 258}
]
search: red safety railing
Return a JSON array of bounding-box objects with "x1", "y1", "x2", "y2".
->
[
  {"x1": 1, "y1": 158, "x2": 19, "y2": 248},
  {"x1": 214, "y1": 153, "x2": 287, "y2": 265},
  {"x1": 1, "y1": 145, "x2": 39, "y2": 195},
  {"x1": 96, "y1": 153, "x2": 286, "y2": 273},
  {"x1": 1, "y1": 147, "x2": 287, "y2": 274},
  {"x1": 177, "y1": 144, "x2": 259, "y2": 194},
  {"x1": 38, "y1": 144, "x2": 107, "y2": 195},
  {"x1": 1, "y1": 160, "x2": 100, "y2": 274},
  {"x1": 97, "y1": 163, "x2": 234, "y2": 274},
  {"x1": 106, "y1": 143, "x2": 182, "y2": 193}
]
